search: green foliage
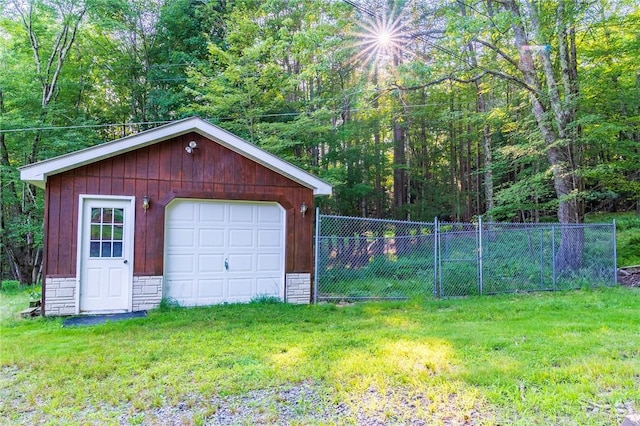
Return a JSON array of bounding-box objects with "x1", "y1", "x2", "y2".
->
[
  {"x1": 0, "y1": 280, "x2": 20, "y2": 292},
  {"x1": 157, "y1": 297, "x2": 181, "y2": 311},
  {"x1": 249, "y1": 295, "x2": 283, "y2": 305},
  {"x1": 579, "y1": 6, "x2": 640, "y2": 211},
  {"x1": 27, "y1": 286, "x2": 41, "y2": 302},
  {"x1": 621, "y1": 236, "x2": 640, "y2": 266},
  {"x1": 586, "y1": 212, "x2": 640, "y2": 267}
]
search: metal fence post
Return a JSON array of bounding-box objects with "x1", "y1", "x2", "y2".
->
[
  {"x1": 539, "y1": 230, "x2": 544, "y2": 289},
  {"x1": 613, "y1": 219, "x2": 618, "y2": 286},
  {"x1": 434, "y1": 217, "x2": 439, "y2": 298},
  {"x1": 313, "y1": 207, "x2": 320, "y2": 304},
  {"x1": 552, "y1": 224, "x2": 556, "y2": 290},
  {"x1": 478, "y1": 216, "x2": 483, "y2": 295}
]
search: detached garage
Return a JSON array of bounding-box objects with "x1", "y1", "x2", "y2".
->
[{"x1": 20, "y1": 117, "x2": 332, "y2": 316}]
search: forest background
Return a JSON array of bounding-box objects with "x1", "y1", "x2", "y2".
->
[{"x1": 1, "y1": 0, "x2": 639, "y2": 285}]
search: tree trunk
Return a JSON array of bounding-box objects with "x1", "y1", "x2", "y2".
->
[
  {"x1": 505, "y1": 0, "x2": 584, "y2": 270},
  {"x1": 392, "y1": 51, "x2": 407, "y2": 220},
  {"x1": 459, "y1": 0, "x2": 494, "y2": 217},
  {"x1": 477, "y1": 85, "x2": 494, "y2": 215},
  {"x1": 393, "y1": 120, "x2": 406, "y2": 218}
]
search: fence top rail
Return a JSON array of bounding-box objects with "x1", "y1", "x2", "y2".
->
[
  {"x1": 479, "y1": 222, "x2": 615, "y2": 229},
  {"x1": 319, "y1": 214, "x2": 435, "y2": 227},
  {"x1": 320, "y1": 214, "x2": 614, "y2": 229}
]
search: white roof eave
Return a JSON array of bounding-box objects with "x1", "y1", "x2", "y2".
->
[{"x1": 19, "y1": 117, "x2": 333, "y2": 196}]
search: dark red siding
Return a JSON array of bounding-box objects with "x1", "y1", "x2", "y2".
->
[{"x1": 45, "y1": 132, "x2": 315, "y2": 278}]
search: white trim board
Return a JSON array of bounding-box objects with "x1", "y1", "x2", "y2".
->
[{"x1": 19, "y1": 116, "x2": 332, "y2": 196}]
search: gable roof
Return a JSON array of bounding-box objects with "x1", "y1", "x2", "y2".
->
[{"x1": 19, "y1": 116, "x2": 332, "y2": 196}]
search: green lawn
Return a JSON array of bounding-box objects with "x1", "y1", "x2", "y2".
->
[{"x1": 1, "y1": 287, "x2": 639, "y2": 425}]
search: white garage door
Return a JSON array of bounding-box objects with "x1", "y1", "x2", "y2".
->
[{"x1": 164, "y1": 199, "x2": 285, "y2": 306}]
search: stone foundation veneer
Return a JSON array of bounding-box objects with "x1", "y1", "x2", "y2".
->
[
  {"x1": 285, "y1": 273, "x2": 311, "y2": 304},
  {"x1": 132, "y1": 276, "x2": 163, "y2": 311},
  {"x1": 44, "y1": 277, "x2": 77, "y2": 316},
  {"x1": 44, "y1": 275, "x2": 163, "y2": 316}
]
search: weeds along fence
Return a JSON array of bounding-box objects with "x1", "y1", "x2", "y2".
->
[{"x1": 313, "y1": 213, "x2": 617, "y2": 302}]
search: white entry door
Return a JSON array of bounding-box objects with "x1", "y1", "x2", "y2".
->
[
  {"x1": 79, "y1": 197, "x2": 134, "y2": 313},
  {"x1": 164, "y1": 199, "x2": 285, "y2": 306}
]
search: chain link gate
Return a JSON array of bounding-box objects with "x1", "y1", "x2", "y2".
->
[
  {"x1": 436, "y1": 220, "x2": 481, "y2": 297},
  {"x1": 314, "y1": 212, "x2": 617, "y2": 302},
  {"x1": 313, "y1": 214, "x2": 437, "y2": 301}
]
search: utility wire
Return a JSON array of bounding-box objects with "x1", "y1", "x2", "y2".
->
[
  {"x1": 0, "y1": 101, "x2": 472, "y2": 134},
  {"x1": 0, "y1": 62, "x2": 207, "y2": 77},
  {"x1": 0, "y1": 121, "x2": 172, "y2": 134}
]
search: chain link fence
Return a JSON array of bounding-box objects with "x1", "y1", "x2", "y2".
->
[{"x1": 314, "y1": 214, "x2": 617, "y2": 302}]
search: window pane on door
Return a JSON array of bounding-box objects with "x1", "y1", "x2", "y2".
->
[
  {"x1": 101, "y1": 242, "x2": 112, "y2": 257},
  {"x1": 102, "y1": 225, "x2": 112, "y2": 239},
  {"x1": 90, "y1": 242, "x2": 101, "y2": 257},
  {"x1": 114, "y1": 209, "x2": 124, "y2": 224},
  {"x1": 113, "y1": 225, "x2": 123, "y2": 240},
  {"x1": 91, "y1": 225, "x2": 101, "y2": 239}
]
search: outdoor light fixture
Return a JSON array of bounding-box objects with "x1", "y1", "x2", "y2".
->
[
  {"x1": 142, "y1": 195, "x2": 150, "y2": 212},
  {"x1": 185, "y1": 140, "x2": 198, "y2": 154},
  {"x1": 300, "y1": 202, "x2": 308, "y2": 217}
]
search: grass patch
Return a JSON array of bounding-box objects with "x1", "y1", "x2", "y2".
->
[{"x1": 1, "y1": 287, "x2": 639, "y2": 424}]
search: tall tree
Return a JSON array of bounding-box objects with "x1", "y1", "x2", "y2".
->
[
  {"x1": 438, "y1": 0, "x2": 587, "y2": 267},
  {"x1": 1, "y1": 0, "x2": 87, "y2": 284}
]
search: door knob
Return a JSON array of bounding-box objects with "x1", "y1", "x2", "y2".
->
[{"x1": 123, "y1": 259, "x2": 128, "y2": 264}]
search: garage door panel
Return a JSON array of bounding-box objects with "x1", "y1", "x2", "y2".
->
[
  {"x1": 198, "y1": 254, "x2": 224, "y2": 272},
  {"x1": 199, "y1": 229, "x2": 225, "y2": 247},
  {"x1": 228, "y1": 229, "x2": 253, "y2": 247},
  {"x1": 166, "y1": 228, "x2": 195, "y2": 249},
  {"x1": 227, "y1": 254, "x2": 253, "y2": 271},
  {"x1": 229, "y1": 204, "x2": 254, "y2": 222},
  {"x1": 197, "y1": 279, "x2": 224, "y2": 298},
  {"x1": 258, "y1": 205, "x2": 281, "y2": 223},
  {"x1": 165, "y1": 254, "x2": 195, "y2": 273},
  {"x1": 165, "y1": 200, "x2": 284, "y2": 306},
  {"x1": 257, "y1": 253, "x2": 281, "y2": 271},
  {"x1": 199, "y1": 203, "x2": 225, "y2": 222},
  {"x1": 167, "y1": 279, "x2": 195, "y2": 300},
  {"x1": 171, "y1": 202, "x2": 196, "y2": 221},
  {"x1": 228, "y1": 278, "x2": 253, "y2": 299},
  {"x1": 256, "y1": 278, "x2": 280, "y2": 295},
  {"x1": 257, "y1": 229, "x2": 282, "y2": 247}
]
